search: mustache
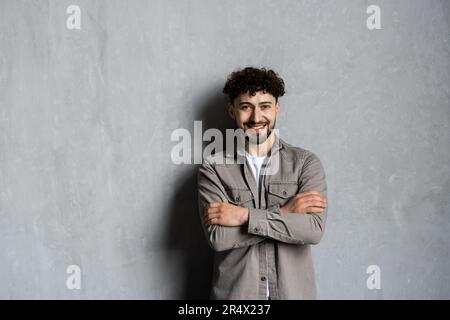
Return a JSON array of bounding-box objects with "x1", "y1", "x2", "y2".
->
[{"x1": 245, "y1": 121, "x2": 269, "y2": 126}]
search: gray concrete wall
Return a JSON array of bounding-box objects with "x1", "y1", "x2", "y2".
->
[{"x1": 0, "y1": 0, "x2": 449, "y2": 299}]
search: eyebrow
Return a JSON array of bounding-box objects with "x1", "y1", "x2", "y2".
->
[{"x1": 239, "y1": 101, "x2": 273, "y2": 106}]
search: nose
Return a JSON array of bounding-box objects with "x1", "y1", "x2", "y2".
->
[{"x1": 250, "y1": 107, "x2": 263, "y2": 123}]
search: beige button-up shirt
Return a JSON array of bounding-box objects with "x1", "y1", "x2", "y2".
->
[{"x1": 197, "y1": 133, "x2": 328, "y2": 300}]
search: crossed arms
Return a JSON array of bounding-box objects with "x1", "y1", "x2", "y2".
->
[{"x1": 197, "y1": 152, "x2": 328, "y2": 252}]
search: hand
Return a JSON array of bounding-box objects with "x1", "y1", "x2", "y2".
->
[
  {"x1": 203, "y1": 202, "x2": 249, "y2": 227},
  {"x1": 280, "y1": 190, "x2": 327, "y2": 214}
]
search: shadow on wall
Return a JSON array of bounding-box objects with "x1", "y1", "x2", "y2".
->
[{"x1": 163, "y1": 85, "x2": 235, "y2": 299}]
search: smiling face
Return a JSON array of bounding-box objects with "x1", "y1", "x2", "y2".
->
[{"x1": 228, "y1": 90, "x2": 280, "y2": 145}]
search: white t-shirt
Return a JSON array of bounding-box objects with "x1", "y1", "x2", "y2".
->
[
  {"x1": 245, "y1": 152, "x2": 270, "y2": 299},
  {"x1": 245, "y1": 153, "x2": 266, "y2": 190}
]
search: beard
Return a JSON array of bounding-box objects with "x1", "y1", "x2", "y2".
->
[{"x1": 244, "y1": 119, "x2": 276, "y2": 145}]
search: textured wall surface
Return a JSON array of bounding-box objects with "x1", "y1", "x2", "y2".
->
[{"x1": 0, "y1": 0, "x2": 449, "y2": 299}]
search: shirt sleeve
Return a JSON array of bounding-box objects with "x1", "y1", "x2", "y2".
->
[
  {"x1": 197, "y1": 157, "x2": 267, "y2": 252},
  {"x1": 247, "y1": 151, "x2": 328, "y2": 245}
]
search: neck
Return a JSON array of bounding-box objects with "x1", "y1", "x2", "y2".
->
[{"x1": 246, "y1": 132, "x2": 275, "y2": 157}]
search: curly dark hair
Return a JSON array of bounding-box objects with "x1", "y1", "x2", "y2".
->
[{"x1": 222, "y1": 67, "x2": 285, "y2": 104}]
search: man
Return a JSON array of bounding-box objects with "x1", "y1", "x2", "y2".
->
[{"x1": 197, "y1": 67, "x2": 328, "y2": 300}]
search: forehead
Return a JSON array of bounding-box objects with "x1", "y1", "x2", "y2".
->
[{"x1": 235, "y1": 91, "x2": 276, "y2": 104}]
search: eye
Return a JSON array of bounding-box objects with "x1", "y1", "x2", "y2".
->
[
  {"x1": 240, "y1": 105, "x2": 250, "y2": 111},
  {"x1": 261, "y1": 105, "x2": 271, "y2": 110}
]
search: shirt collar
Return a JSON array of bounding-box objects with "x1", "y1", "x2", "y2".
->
[{"x1": 232, "y1": 130, "x2": 283, "y2": 160}]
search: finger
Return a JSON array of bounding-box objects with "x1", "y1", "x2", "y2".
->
[
  {"x1": 311, "y1": 199, "x2": 327, "y2": 208},
  {"x1": 299, "y1": 194, "x2": 326, "y2": 202},
  {"x1": 300, "y1": 190, "x2": 323, "y2": 197},
  {"x1": 204, "y1": 213, "x2": 220, "y2": 221},
  {"x1": 208, "y1": 202, "x2": 222, "y2": 208},
  {"x1": 304, "y1": 206, "x2": 325, "y2": 213},
  {"x1": 297, "y1": 195, "x2": 327, "y2": 206},
  {"x1": 205, "y1": 217, "x2": 220, "y2": 225},
  {"x1": 206, "y1": 207, "x2": 221, "y2": 215},
  {"x1": 204, "y1": 213, "x2": 221, "y2": 223},
  {"x1": 297, "y1": 191, "x2": 324, "y2": 201},
  {"x1": 307, "y1": 198, "x2": 327, "y2": 207},
  {"x1": 203, "y1": 212, "x2": 217, "y2": 223}
]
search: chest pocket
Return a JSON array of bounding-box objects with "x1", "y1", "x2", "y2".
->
[
  {"x1": 225, "y1": 188, "x2": 254, "y2": 208},
  {"x1": 267, "y1": 182, "x2": 299, "y2": 207}
]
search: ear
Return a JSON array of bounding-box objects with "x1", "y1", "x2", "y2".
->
[
  {"x1": 228, "y1": 103, "x2": 236, "y2": 120},
  {"x1": 275, "y1": 101, "x2": 280, "y2": 117}
]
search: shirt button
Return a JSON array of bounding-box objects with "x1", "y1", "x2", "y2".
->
[
  {"x1": 235, "y1": 196, "x2": 240, "y2": 202},
  {"x1": 282, "y1": 190, "x2": 287, "y2": 196},
  {"x1": 261, "y1": 276, "x2": 266, "y2": 281},
  {"x1": 254, "y1": 227, "x2": 259, "y2": 232}
]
